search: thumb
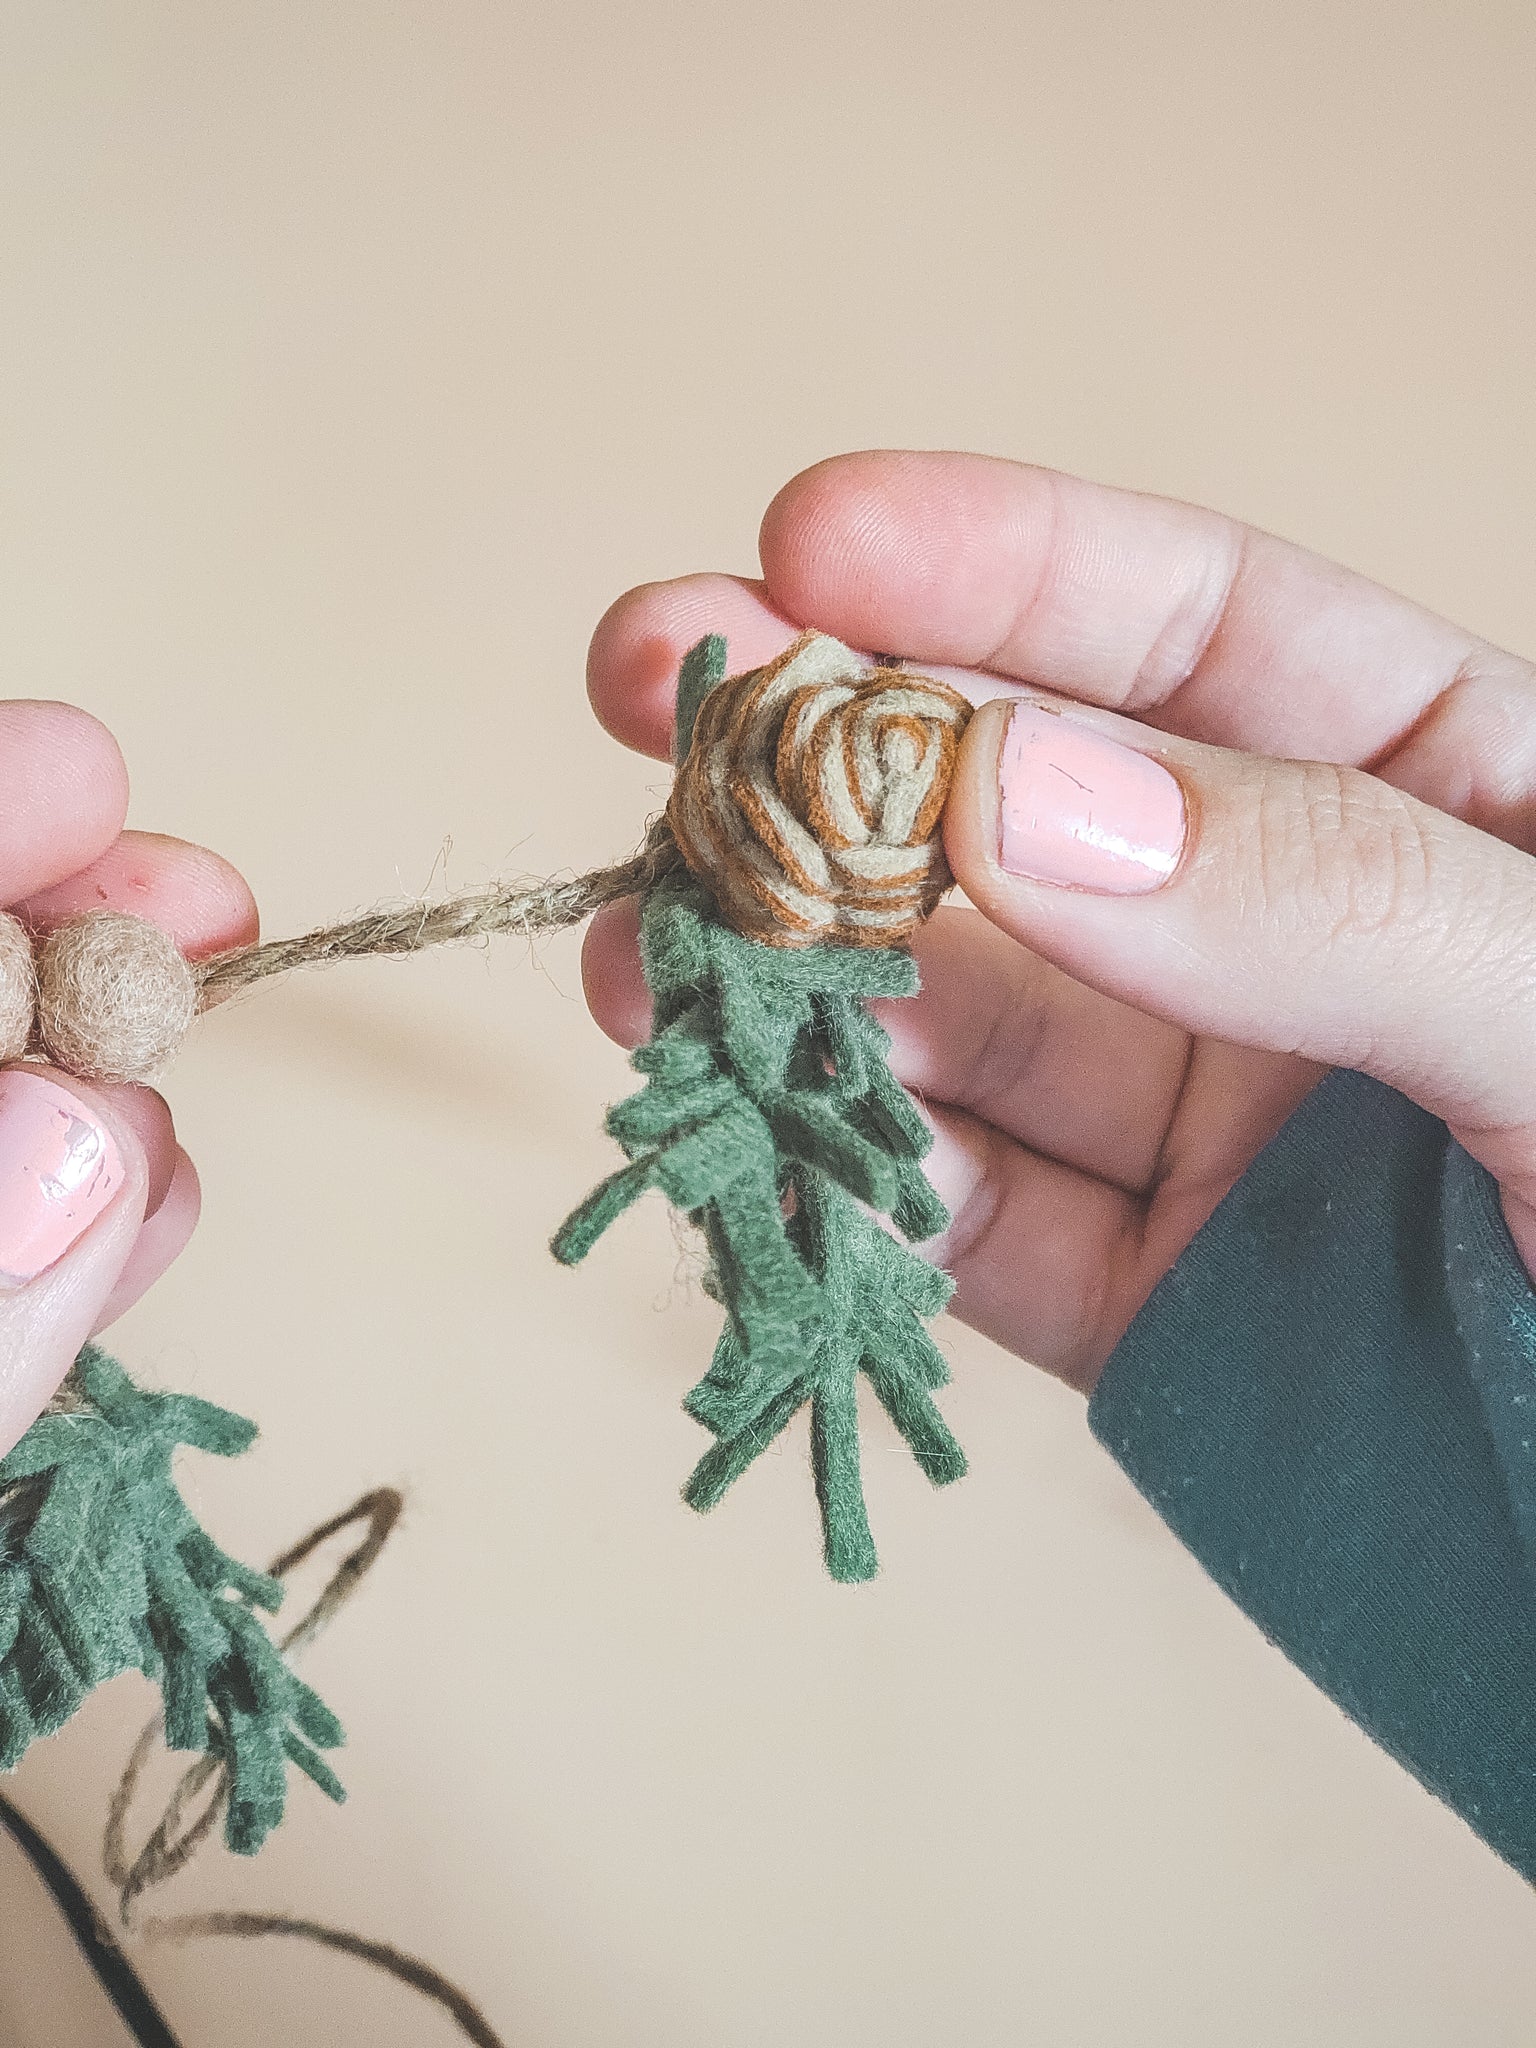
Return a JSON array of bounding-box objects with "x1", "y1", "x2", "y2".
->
[
  {"x1": 0, "y1": 1067, "x2": 149, "y2": 1454},
  {"x1": 945, "y1": 694, "x2": 1536, "y2": 1159}
]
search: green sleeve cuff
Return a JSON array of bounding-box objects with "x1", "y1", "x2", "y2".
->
[{"x1": 1088, "y1": 1067, "x2": 1536, "y2": 1878}]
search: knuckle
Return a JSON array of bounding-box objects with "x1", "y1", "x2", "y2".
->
[{"x1": 1250, "y1": 760, "x2": 1439, "y2": 954}]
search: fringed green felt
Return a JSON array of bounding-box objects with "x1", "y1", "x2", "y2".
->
[
  {"x1": 553, "y1": 637, "x2": 967, "y2": 1580},
  {"x1": 0, "y1": 1346, "x2": 344, "y2": 1853}
]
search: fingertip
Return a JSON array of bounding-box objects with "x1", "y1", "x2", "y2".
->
[
  {"x1": 13, "y1": 1066, "x2": 179, "y2": 1222},
  {"x1": 28, "y1": 700, "x2": 132, "y2": 821},
  {"x1": 91, "y1": 1082, "x2": 180, "y2": 1217},
  {"x1": 760, "y1": 450, "x2": 899, "y2": 577},
  {"x1": 941, "y1": 695, "x2": 1021, "y2": 930},
  {"x1": 143, "y1": 839, "x2": 260, "y2": 959},
  {"x1": 759, "y1": 449, "x2": 944, "y2": 628},
  {"x1": 582, "y1": 896, "x2": 651, "y2": 1049},
  {"x1": 0, "y1": 700, "x2": 132, "y2": 900},
  {"x1": 586, "y1": 575, "x2": 797, "y2": 761},
  {"x1": 587, "y1": 583, "x2": 676, "y2": 759},
  {"x1": 90, "y1": 1146, "x2": 201, "y2": 1335},
  {"x1": 760, "y1": 449, "x2": 1045, "y2": 665},
  {"x1": 17, "y1": 832, "x2": 260, "y2": 960}
]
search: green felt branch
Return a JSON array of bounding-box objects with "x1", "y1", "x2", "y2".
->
[
  {"x1": 0, "y1": 1347, "x2": 344, "y2": 1854},
  {"x1": 554, "y1": 637, "x2": 967, "y2": 1581}
]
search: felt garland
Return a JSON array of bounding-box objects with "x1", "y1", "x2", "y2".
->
[
  {"x1": 554, "y1": 634, "x2": 971, "y2": 1579},
  {"x1": 1, "y1": 624, "x2": 974, "y2": 1843}
]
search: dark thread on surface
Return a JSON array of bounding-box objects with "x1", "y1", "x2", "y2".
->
[
  {"x1": 0, "y1": 1789, "x2": 185, "y2": 2048},
  {"x1": 4, "y1": 1486, "x2": 505, "y2": 2048},
  {"x1": 145, "y1": 1912, "x2": 507, "y2": 2048}
]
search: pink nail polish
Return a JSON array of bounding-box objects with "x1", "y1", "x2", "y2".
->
[
  {"x1": 0, "y1": 1070, "x2": 124, "y2": 1288},
  {"x1": 998, "y1": 703, "x2": 1186, "y2": 893}
]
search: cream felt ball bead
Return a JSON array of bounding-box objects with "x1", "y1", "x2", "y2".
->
[
  {"x1": 34, "y1": 911, "x2": 199, "y2": 1085},
  {"x1": 0, "y1": 913, "x2": 36, "y2": 1065}
]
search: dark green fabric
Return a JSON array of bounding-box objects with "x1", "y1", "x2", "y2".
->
[
  {"x1": 1089, "y1": 1067, "x2": 1536, "y2": 1877},
  {"x1": 0, "y1": 1347, "x2": 344, "y2": 1855},
  {"x1": 554, "y1": 636, "x2": 966, "y2": 1580}
]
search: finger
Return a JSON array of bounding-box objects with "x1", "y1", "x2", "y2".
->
[
  {"x1": 922, "y1": 1103, "x2": 1143, "y2": 1389},
  {"x1": 14, "y1": 831, "x2": 260, "y2": 957},
  {"x1": 757, "y1": 452, "x2": 1536, "y2": 836},
  {"x1": 91, "y1": 1082, "x2": 179, "y2": 1219},
  {"x1": 586, "y1": 572, "x2": 1013, "y2": 766},
  {"x1": 588, "y1": 576, "x2": 802, "y2": 762},
  {"x1": 92, "y1": 1147, "x2": 200, "y2": 1334},
  {"x1": 583, "y1": 894, "x2": 1192, "y2": 1194},
  {"x1": 0, "y1": 701, "x2": 129, "y2": 901},
  {"x1": 582, "y1": 895, "x2": 651, "y2": 1044},
  {"x1": 946, "y1": 693, "x2": 1536, "y2": 1184},
  {"x1": 873, "y1": 906, "x2": 1189, "y2": 1193},
  {"x1": 0, "y1": 1067, "x2": 151, "y2": 1455}
]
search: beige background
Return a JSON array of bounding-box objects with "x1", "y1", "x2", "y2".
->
[{"x1": 1, "y1": 3, "x2": 1534, "y2": 2042}]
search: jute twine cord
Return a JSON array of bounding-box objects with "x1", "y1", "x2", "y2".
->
[
  {"x1": 3, "y1": 630, "x2": 968, "y2": 1081},
  {"x1": 193, "y1": 835, "x2": 680, "y2": 1004},
  {"x1": 11, "y1": 836, "x2": 680, "y2": 1088}
]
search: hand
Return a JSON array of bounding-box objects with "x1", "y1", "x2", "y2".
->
[
  {"x1": 582, "y1": 450, "x2": 1536, "y2": 1392},
  {"x1": 0, "y1": 700, "x2": 255, "y2": 1450}
]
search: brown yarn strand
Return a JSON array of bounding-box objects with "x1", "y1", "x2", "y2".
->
[
  {"x1": 267, "y1": 1486, "x2": 406, "y2": 1659},
  {"x1": 15, "y1": 833, "x2": 679, "y2": 1088},
  {"x1": 195, "y1": 834, "x2": 680, "y2": 1005},
  {"x1": 141, "y1": 1913, "x2": 507, "y2": 2048}
]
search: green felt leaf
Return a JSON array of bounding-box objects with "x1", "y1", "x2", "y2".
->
[
  {"x1": 0, "y1": 1347, "x2": 345, "y2": 1854},
  {"x1": 553, "y1": 637, "x2": 966, "y2": 1580}
]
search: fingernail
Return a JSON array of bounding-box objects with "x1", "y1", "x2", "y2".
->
[
  {"x1": 0, "y1": 1070, "x2": 125, "y2": 1288},
  {"x1": 999, "y1": 703, "x2": 1186, "y2": 893}
]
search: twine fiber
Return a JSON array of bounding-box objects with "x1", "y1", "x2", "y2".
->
[{"x1": 2, "y1": 632, "x2": 966, "y2": 1085}]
